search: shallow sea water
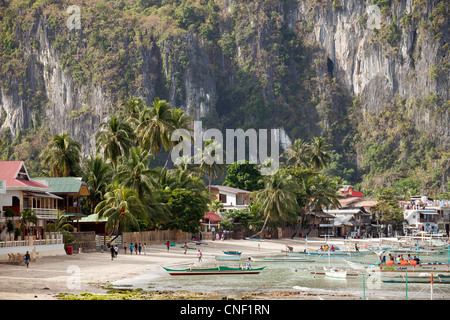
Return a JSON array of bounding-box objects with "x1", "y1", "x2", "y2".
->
[{"x1": 111, "y1": 252, "x2": 450, "y2": 300}]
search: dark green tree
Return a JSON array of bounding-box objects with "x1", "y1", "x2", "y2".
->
[{"x1": 223, "y1": 161, "x2": 263, "y2": 191}]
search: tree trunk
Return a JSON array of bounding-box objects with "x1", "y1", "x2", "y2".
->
[{"x1": 251, "y1": 214, "x2": 270, "y2": 238}]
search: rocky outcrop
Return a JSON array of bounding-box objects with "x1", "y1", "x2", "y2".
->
[{"x1": 0, "y1": 0, "x2": 448, "y2": 157}]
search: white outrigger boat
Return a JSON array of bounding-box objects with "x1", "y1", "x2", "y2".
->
[{"x1": 323, "y1": 266, "x2": 347, "y2": 279}]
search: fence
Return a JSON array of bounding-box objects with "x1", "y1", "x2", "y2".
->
[
  {"x1": 0, "y1": 232, "x2": 63, "y2": 248},
  {"x1": 123, "y1": 230, "x2": 197, "y2": 246}
]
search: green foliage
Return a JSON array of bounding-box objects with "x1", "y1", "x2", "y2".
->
[
  {"x1": 162, "y1": 188, "x2": 208, "y2": 233},
  {"x1": 223, "y1": 161, "x2": 263, "y2": 191}
]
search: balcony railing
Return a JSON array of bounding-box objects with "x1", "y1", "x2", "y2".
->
[{"x1": 24, "y1": 208, "x2": 59, "y2": 219}]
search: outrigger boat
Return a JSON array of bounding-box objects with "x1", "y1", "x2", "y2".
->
[
  {"x1": 323, "y1": 267, "x2": 347, "y2": 279},
  {"x1": 381, "y1": 273, "x2": 450, "y2": 284},
  {"x1": 162, "y1": 266, "x2": 266, "y2": 276},
  {"x1": 344, "y1": 259, "x2": 450, "y2": 273}
]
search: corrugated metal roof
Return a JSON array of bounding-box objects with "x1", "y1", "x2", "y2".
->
[{"x1": 35, "y1": 177, "x2": 87, "y2": 194}]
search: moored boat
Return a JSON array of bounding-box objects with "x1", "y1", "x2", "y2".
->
[
  {"x1": 215, "y1": 255, "x2": 241, "y2": 261},
  {"x1": 223, "y1": 250, "x2": 242, "y2": 255},
  {"x1": 344, "y1": 259, "x2": 450, "y2": 273},
  {"x1": 381, "y1": 273, "x2": 450, "y2": 284},
  {"x1": 162, "y1": 266, "x2": 266, "y2": 276},
  {"x1": 323, "y1": 266, "x2": 347, "y2": 279}
]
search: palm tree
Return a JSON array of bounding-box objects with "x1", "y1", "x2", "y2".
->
[
  {"x1": 19, "y1": 209, "x2": 38, "y2": 237},
  {"x1": 82, "y1": 154, "x2": 113, "y2": 214},
  {"x1": 251, "y1": 171, "x2": 300, "y2": 238},
  {"x1": 95, "y1": 184, "x2": 146, "y2": 240},
  {"x1": 115, "y1": 147, "x2": 155, "y2": 199},
  {"x1": 160, "y1": 108, "x2": 193, "y2": 175},
  {"x1": 137, "y1": 98, "x2": 174, "y2": 157},
  {"x1": 306, "y1": 174, "x2": 343, "y2": 211},
  {"x1": 308, "y1": 136, "x2": 332, "y2": 170},
  {"x1": 95, "y1": 114, "x2": 135, "y2": 170},
  {"x1": 196, "y1": 140, "x2": 226, "y2": 200},
  {"x1": 40, "y1": 132, "x2": 82, "y2": 177},
  {"x1": 120, "y1": 96, "x2": 146, "y2": 122},
  {"x1": 283, "y1": 138, "x2": 310, "y2": 168}
]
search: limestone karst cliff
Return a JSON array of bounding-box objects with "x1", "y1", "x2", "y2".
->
[{"x1": 0, "y1": 0, "x2": 448, "y2": 190}]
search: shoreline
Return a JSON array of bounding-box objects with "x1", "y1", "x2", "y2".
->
[
  {"x1": 0, "y1": 238, "x2": 320, "y2": 300},
  {"x1": 1, "y1": 237, "x2": 447, "y2": 300}
]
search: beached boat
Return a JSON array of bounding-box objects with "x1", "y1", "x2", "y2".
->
[
  {"x1": 323, "y1": 267, "x2": 347, "y2": 279},
  {"x1": 245, "y1": 237, "x2": 265, "y2": 242},
  {"x1": 223, "y1": 250, "x2": 242, "y2": 255},
  {"x1": 381, "y1": 273, "x2": 450, "y2": 284},
  {"x1": 215, "y1": 255, "x2": 241, "y2": 261},
  {"x1": 162, "y1": 266, "x2": 266, "y2": 276}
]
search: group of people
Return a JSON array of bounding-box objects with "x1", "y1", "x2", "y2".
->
[
  {"x1": 319, "y1": 244, "x2": 337, "y2": 252},
  {"x1": 378, "y1": 251, "x2": 421, "y2": 264},
  {"x1": 127, "y1": 242, "x2": 147, "y2": 256}
]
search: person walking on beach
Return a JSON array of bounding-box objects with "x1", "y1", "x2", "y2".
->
[
  {"x1": 24, "y1": 251, "x2": 30, "y2": 268},
  {"x1": 129, "y1": 243, "x2": 133, "y2": 255},
  {"x1": 114, "y1": 245, "x2": 119, "y2": 258},
  {"x1": 246, "y1": 257, "x2": 252, "y2": 270},
  {"x1": 184, "y1": 242, "x2": 188, "y2": 254},
  {"x1": 197, "y1": 249, "x2": 202, "y2": 262},
  {"x1": 134, "y1": 242, "x2": 138, "y2": 254},
  {"x1": 143, "y1": 243, "x2": 147, "y2": 255},
  {"x1": 166, "y1": 241, "x2": 170, "y2": 251},
  {"x1": 138, "y1": 243, "x2": 142, "y2": 255},
  {"x1": 110, "y1": 246, "x2": 115, "y2": 260}
]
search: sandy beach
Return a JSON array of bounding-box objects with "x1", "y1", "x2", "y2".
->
[{"x1": 0, "y1": 238, "x2": 320, "y2": 300}]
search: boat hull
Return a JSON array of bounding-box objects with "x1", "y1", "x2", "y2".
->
[
  {"x1": 163, "y1": 266, "x2": 266, "y2": 276},
  {"x1": 344, "y1": 259, "x2": 450, "y2": 273}
]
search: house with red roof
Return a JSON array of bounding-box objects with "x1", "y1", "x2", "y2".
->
[
  {"x1": 0, "y1": 161, "x2": 62, "y2": 240},
  {"x1": 201, "y1": 211, "x2": 222, "y2": 233}
]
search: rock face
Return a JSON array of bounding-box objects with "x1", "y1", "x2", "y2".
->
[{"x1": 0, "y1": 0, "x2": 448, "y2": 155}]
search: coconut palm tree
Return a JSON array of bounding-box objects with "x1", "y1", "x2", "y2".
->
[
  {"x1": 308, "y1": 136, "x2": 332, "y2": 170},
  {"x1": 115, "y1": 147, "x2": 155, "y2": 199},
  {"x1": 283, "y1": 138, "x2": 310, "y2": 168},
  {"x1": 82, "y1": 153, "x2": 113, "y2": 214},
  {"x1": 251, "y1": 171, "x2": 300, "y2": 238},
  {"x1": 160, "y1": 108, "x2": 193, "y2": 175},
  {"x1": 196, "y1": 140, "x2": 226, "y2": 200},
  {"x1": 95, "y1": 114, "x2": 135, "y2": 170},
  {"x1": 95, "y1": 184, "x2": 146, "y2": 240},
  {"x1": 40, "y1": 132, "x2": 82, "y2": 177},
  {"x1": 137, "y1": 98, "x2": 174, "y2": 157}
]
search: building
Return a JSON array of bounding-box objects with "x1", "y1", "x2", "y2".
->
[
  {"x1": 35, "y1": 177, "x2": 90, "y2": 231},
  {"x1": 339, "y1": 185, "x2": 363, "y2": 197},
  {"x1": 209, "y1": 185, "x2": 251, "y2": 212},
  {"x1": 400, "y1": 196, "x2": 450, "y2": 235},
  {"x1": 403, "y1": 208, "x2": 439, "y2": 234},
  {"x1": 201, "y1": 212, "x2": 222, "y2": 233},
  {"x1": 0, "y1": 161, "x2": 61, "y2": 239},
  {"x1": 324, "y1": 208, "x2": 371, "y2": 238}
]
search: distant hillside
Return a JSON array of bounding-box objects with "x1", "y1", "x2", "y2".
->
[{"x1": 0, "y1": 0, "x2": 449, "y2": 196}]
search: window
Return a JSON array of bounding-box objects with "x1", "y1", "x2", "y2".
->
[{"x1": 219, "y1": 194, "x2": 227, "y2": 203}]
